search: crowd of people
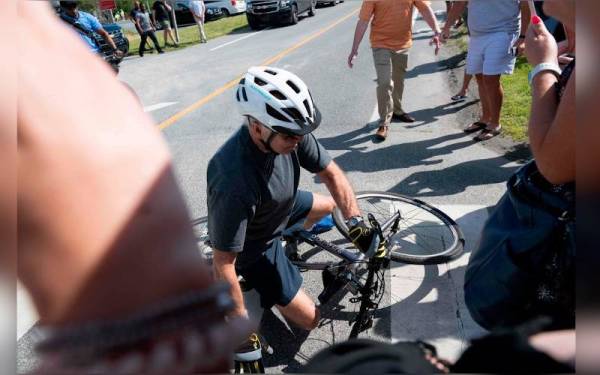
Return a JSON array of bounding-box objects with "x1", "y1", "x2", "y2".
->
[{"x1": 12, "y1": 0, "x2": 577, "y2": 373}]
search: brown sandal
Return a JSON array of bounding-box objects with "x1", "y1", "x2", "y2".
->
[
  {"x1": 463, "y1": 121, "x2": 487, "y2": 133},
  {"x1": 474, "y1": 126, "x2": 501, "y2": 141},
  {"x1": 375, "y1": 125, "x2": 389, "y2": 140}
]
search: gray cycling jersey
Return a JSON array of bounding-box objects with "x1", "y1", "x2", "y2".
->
[
  {"x1": 468, "y1": 0, "x2": 521, "y2": 36},
  {"x1": 207, "y1": 126, "x2": 332, "y2": 268}
]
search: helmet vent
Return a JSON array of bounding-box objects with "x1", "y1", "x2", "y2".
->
[
  {"x1": 242, "y1": 87, "x2": 248, "y2": 101},
  {"x1": 270, "y1": 90, "x2": 286, "y2": 100},
  {"x1": 254, "y1": 77, "x2": 267, "y2": 86},
  {"x1": 282, "y1": 107, "x2": 303, "y2": 121},
  {"x1": 286, "y1": 80, "x2": 300, "y2": 94},
  {"x1": 239, "y1": 78, "x2": 245, "y2": 85},
  {"x1": 236, "y1": 89, "x2": 240, "y2": 102},
  {"x1": 266, "y1": 104, "x2": 291, "y2": 122},
  {"x1": 302, "y1": 100, "x2": 311, "y2": 117},
  {"x1": 264, "y1": 69, "x2": 277, "y2": 75}
]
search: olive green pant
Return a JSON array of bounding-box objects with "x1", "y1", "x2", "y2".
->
[{"x1": 372, "y1": 48, "x2": 409, "y2": 124}]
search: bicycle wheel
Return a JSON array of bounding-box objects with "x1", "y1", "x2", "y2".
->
[
  {"x1": 333, "y1": 191, "x2": 464, "y2": 264},
  {"x1": 191, "y1": 216, "x2": 214, "y2": 263}
]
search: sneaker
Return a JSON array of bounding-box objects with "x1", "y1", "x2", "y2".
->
[
  {"x1": 310, "y1": 214, "x2": 334, "y2": 234},
  {"x1": 158, "y1": 50, "x2": 165, "y2": 54}
]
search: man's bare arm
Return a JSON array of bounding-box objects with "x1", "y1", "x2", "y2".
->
[
  {"x1": 97, "y1": 28, "x2": 117, "y2": 51},
  {"x1": 348, "y1": 19, "x2": 369, "y2": 68},
  {"x1": 441, "y1": 0, "x2": 467, "y2": 39},
  {"x1": 212, "y1": 250, "x2": 247, "y2": 318},
  {"x1": 415, "y1": 1, "x2": 441, "y2": 34},
  {"x1": 317, "y1": 161, "x2": 360, "y2": 220}
]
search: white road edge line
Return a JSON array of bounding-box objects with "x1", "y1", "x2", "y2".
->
[
  {"x1": 209, "y1": 28, "x2": 270, "y2": 52},
  {"x1": 143, "y1": 102, "x2": 178, "y2": 113}
]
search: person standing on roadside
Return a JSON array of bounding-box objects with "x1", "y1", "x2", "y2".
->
[
  {"x1": 442, "y1": 0, "x2": 531, "y2": 141},
  {"x1": 190, "y1": 0, "x2": 208, "y2": 43},
  {"x1": 136, "y1": 3, "x2": 164, "y2": 57},
  {"x1": 129, "y1": 1, "x2": 153, "y2": 53},
  {"x1": 152, "y1": 0, "x2": 178, "y2": 47},
  {"x1": 347, "y1": 0, "x2": 442, "y2": 141}
]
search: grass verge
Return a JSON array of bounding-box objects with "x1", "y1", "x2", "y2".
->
[
  {"x1": 125, "y1": 14, "x2": 249, "y2": 56},
  {"x1": 500, "y1": 57, "x2": 532, "y2": 142},
  {"x1": 447, "y1": 25, "x2": 532, "y2": 142}
]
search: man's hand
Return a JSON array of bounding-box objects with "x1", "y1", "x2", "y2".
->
[
  {"x1": 513, "y1": 36, "x2": 526, "y2": 56},
  {"x1": 430, "y1": 32, "x2": 442, "y2": 55},
  {"x1": 347, "y1": 50, "x2": 358, "y2": 69},
  {"x1": 440, "y1": 24, "x2": 451, "y2": 43},
  {"x1": 348, "y1": 220, "x2": 376, "y2": 253}
]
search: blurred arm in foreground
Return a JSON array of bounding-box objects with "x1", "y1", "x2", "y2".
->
[{"x1": 17, "y1": 1, "x2": 250, "y2": 372}]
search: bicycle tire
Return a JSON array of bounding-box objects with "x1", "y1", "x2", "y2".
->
[{"x1": 333, "y1": 191, "x2": 464, "y2": 264}]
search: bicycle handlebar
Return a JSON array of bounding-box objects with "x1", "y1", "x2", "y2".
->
[{"x1": 363, "y1": 211, "x2": 400, "y2": 258}]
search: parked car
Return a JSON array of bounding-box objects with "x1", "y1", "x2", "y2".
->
[
  {"x1": 173, "y1": 1, "x2": 224, "y2": 26},
  {"x1": 246, "y1": 0, "x2": 315, "y2": 29},
  {"x1": 100, "y1": 23, "x2": 130, "y2": 57},
  {"x1": 205, "y1": 0, "x2": 247, "y2": 17}
]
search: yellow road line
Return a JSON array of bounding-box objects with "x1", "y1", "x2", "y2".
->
[{"x1": 158, "y1": 8, "x2": 359, "y2": 131}]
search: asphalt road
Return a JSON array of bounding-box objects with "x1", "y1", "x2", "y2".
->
[{"x1": 18, "y1": 1, "x2": 525, "y2": 373}]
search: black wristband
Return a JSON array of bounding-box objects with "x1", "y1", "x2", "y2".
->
[{"x1": 519, "y1": 34, "x2": 526, "y2": 39}]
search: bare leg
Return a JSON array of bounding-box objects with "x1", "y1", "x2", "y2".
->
[
  {"x1": 303, "y1": 193, "x2": 335, "y2": 230},
  {"x1": 475, "y1": 73, "x2": 492, "y2": 124},
  {"x1": 167, "y1": 28, "x2": 178, "y2": 46},
  {"x1": 482, "y1": 74, "x2": 503, "y2": 128},
  {"x1": 276, "y1": 289, "x2": 320, "y2": 331},
  {"x1": 456, "y1": 72, "x2": 472, "y2": 96}
]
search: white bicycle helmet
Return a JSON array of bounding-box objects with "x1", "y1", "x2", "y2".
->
[{"x1": 235, "y1": 66, "x2": 321, "y2": 136}]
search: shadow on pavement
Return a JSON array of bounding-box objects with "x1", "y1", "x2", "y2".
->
[
  {"x1": 402, "y1": 99, "x2": 479, "y2": 128},
  {"x1": 374, "y1": 206, "x2": 492, "y2": 343},
  {"x1": 261, "y1": 309, "x2": 311, "y2": 372},
  {"x1": 318, "y1": 132, "x2": 475, "y2": 180},
  {"x1": 406, "y1": 51, "x2": 467, "y2": 79},
  {"x1": 390, "y1": 147, "x2": 528, "y2": 197}
]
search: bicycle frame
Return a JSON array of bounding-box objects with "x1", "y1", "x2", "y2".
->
[{"x1": 285, "y1": 211, "x2": 402, "y2": 339}]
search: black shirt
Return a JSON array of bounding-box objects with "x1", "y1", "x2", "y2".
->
[
  {"x1": 152, "y1": 1, "x2": 169, "y2": 21},
  {"x1": 207, "y1": 126, "x2": 332, "y2": 268}
]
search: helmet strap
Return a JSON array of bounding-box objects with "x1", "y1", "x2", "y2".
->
[{"x1": 261, "y1": 131, "x2": 279, "y2": 155}]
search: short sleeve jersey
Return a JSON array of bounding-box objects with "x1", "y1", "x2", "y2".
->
[
  {"x1": 358, "y1": 0, "x2": 425, "y2": 51},
  {"x1": 136, "y1": 11, "x2": 153, "y2": 32},
  {"x1": 207, "y1": 126, "x2": 332, "y2": 268}
]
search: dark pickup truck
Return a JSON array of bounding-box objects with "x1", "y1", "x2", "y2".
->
[{"x1": 246, "y1": 0, "x2": 316, "y2": 29}]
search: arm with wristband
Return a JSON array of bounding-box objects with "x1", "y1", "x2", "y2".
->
[{"x1": 525, "y1": 13, "x2": 575, "y2": 184}]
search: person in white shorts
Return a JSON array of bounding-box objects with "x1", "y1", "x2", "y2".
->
[
  {"x1": 190, "y1": 0, "x2": 207, "y2": 43},
  {"x1": 443, "y1": 0, "x2": 531, "y2": 141}
]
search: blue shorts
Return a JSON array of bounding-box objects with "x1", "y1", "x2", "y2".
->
[{"x1": 237, "y1": 190, "x2": 313, "y2": 309}]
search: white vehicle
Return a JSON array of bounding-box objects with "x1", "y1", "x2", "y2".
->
[{"x1": 204, "y1": 0, "x2": 246, "y2": 16}]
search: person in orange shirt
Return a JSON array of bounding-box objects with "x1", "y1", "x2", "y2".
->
[{"x1": 348, "y1": 0, "x2": 442, "y2": 141}]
